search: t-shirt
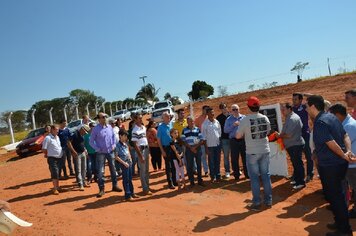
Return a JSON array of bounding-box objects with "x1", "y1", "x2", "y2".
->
[
  {"x1": 170, "y1": 140, "x2": 183, "y2": 160},
  {"x1": 147, "y1": 128, "x2": 159, "y2": 147},
  {"x1": 281, "y1": 112, "x2": 305, "y2": 149},
  {"x1": 173, "y1": 119, "x2": 188, "y2": 137},
  {"x1": 157, "y1": 122, "x2": 173, "y2": 146},
  {"x1": 313, "y1": 112, "x2": 348, "y2": 167},
  {"x1": 58, "y1": 128, "x2": 70, "y2": 148},
  {"x1": 181, "y1": 126, "x2": 204, "y2": 146},
  {"x1": 69, "y1": 130, "x2": 86, "y2": 154},
  {"x1": 237, "y1": 113, "x2": 271, "y2": 154},
  {"x1": 116, "y1": 141, "x2": 130, "y2": 162},
  {"x1": 42, "y1": 134, "x2": 62, "y2": 158},
  {"x1": 216, "y1": 113, "x2": 230, "y2": 139},
  {"x1": 201, "y1": 119, "x2": 221, "y2": 147},
  {"x1": 342, "y1": 115, "x2": 356, "y2": 168},
  {"x1": 293, "y1": 104, "x2": 310, "y2": 135},
  {"x1": 83, "y1": 133, "x2": 96, "y2": 154},
  {"x1": 131, "y1": 124, "x2": 148, "y2": 146}
]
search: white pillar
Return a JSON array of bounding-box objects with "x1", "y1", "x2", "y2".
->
[
  {"x1": 121, "y1": 103, "x2": 123, "y2": 110},
  {"x1": 75, "y1": 104, "x2": 79, "y2": 120},
  {"x1": 63, "y1": 105, "x2": 68, "y2": 121},
  {"x1": 86, "y1": 103, "x2": 90, "y2": 116},
  {"x1": 49, "y1": 107, "x2": 53, "y2": 125},
  {"x1": 109, "y1": 102, "x2": 113, "y2": 117},
  {"x1": 31, "y1": 109, "x2": 36, "y2": 130},
  {"x1": 189, "y1": 96, "x2": 194, "y2": 120},
  {"x1": 115, "y1": 102, "x2": 118, "y2": 112},
  {"x1": 8, "y1": 112, "x2": 15, "y2": 144},
  {"x1": 102, "y1": 102, "x2": 106, "y2": 113},
  {"x1": 95, "y1": 102, "x2": 99, "y2": 114}
]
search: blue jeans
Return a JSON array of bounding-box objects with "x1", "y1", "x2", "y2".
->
[
  {"x1": 220, "y1": 139, "x2": 231, "y2": 173},
  {"x1": 75, "y1": 152, "x2": 87, "y2": 187},
  {"x1": 130, "y1": 148, "x2": 138, "y2": 175},
  {"x1": 120, "y1": 161, "x2": 134, "y2": 199},
  {"x1": 208, "y1": 146, "x2": 221, "y2": 180},
  {"x1": 86, "y1": 153, "x2": 97, "y2": 182},
  {"x1": 96, "y1": 152, "x2": 118, "y2": 190},
  {"x1": 137, "y1": 147, "x2": 150, "y2": 192},
  {"x1": 319, "y1": 163, "x2": 351, "y2": 234},
  {"x1": 186, "y1": 147, "x2": 203, "y2": 184},
  {"x1": 302, "y1": 133, "x2": 314, "y2": 177},
  {"x1": 286, "y1": 145, "x2": 305, "y2": 185},
  {"x1": 246, "y1": 153, "x2": 272, "y2": 205},
  {"x1": 164, "y1": 146, "x2": 177, "y2": 186},
  {"x1": 200, "y1": 146, "x2": 209, "y2": 173}
]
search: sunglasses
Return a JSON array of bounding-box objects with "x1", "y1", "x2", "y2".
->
[
  {"x1": 99, "y1": 116, "x2": 107, "y2": 119},
  {"x1": 232, "y1": 108, "x2": 239, "y2": 111}
]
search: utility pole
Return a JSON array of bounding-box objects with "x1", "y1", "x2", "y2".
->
[
  {"x1": 327, "y1": 58, "x2": 332, "y2": 76},
  {"x1": 139, "y1": 76, "x2": 147, "y2": 87}
]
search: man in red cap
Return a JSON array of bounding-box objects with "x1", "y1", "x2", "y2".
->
[{"x1": 235, "y1": 96, "x2": 273, "y2": 211}]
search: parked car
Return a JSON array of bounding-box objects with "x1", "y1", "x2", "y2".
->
[
  {"x1": 154, "y1": 101, "x2": 173, "y2": 110},
  {"x1": 67, "y1": 118, "x2": 96, "y2": 132},
  {"x1": 128, "y1": 106, "x2": 142, "y2": 115},
  {"x1": 112, "y1": 109, "x2": 131, "y2": 121},
  {"x1": 151, "y1": 107, "x2": 176, "y2": 124},
  {"x1": 141, "y1": 106, "x2": 152, "y2": 115},
  {"x1": 16, "y1": 127, "x2": 46, "y2": 157}
]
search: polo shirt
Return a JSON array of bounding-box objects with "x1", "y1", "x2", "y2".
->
[
  {"x1": 173, "y1": 119, "x2": 188, "y2": 137},
  {"x1": 69, "y1": 130, "x2": 85, "y2": 154},
  {"x1": 281, "y1": 112, "x2": 305, "y2": 149},
  {"x1": 342, "y1": 115, "x2": 356, "y2": 168},
  {"x1": 224, "y1": 114, "x2": 246, "y2": 139},
  {"x1": 157, "y1": 122, "x2": 173, "y2": 146},
  {"x1": 131, "y1": 124, "x2": 148, "y2": 146},
  {"x1": 181, "y1": 126, "x2": 204, "y2": 146},
  {"x1": 42, "y1": 134, "x2": 62, "y2": 158},
  {"x1": 201, "y1": 119, "x2": 221, "y2": 147},
  {"x1": 216, "y1": 113, "x2": 230, "y2": 139},
  {"x1": 293, "y1": 104, "x2": 310, "y2": 135},
  {"x1": 313, "y1": 111, "x2": 348, "y2": 167}
]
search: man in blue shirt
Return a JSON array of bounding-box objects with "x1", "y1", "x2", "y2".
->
[
  {"x1": 329, "y1": 103, "x2": 356, "y2": 219},
  {"x1": 293, "y1": 93, "x2": 314, "y2": 182},
  {"x1": 307, "y1": 95, "x2": 353, "y2": 236},
  {"x1": 157, "y1": 112, "x2": 177, "y2": 189},
  {"x1": 224, "y1": 104, "x2": 248, "y2": 181},
  {"x1": 58, "y1": 119, "x2": 75, "y2": 178}
]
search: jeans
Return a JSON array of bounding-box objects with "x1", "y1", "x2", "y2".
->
[
  {"x1": 59, "y1": 151, "x2": 68, "y2": 177},
  {"x1": 286, "y1": 145, "x2": 305, "y2": 186},
  {"x1": 59, "y1": 147, "x2": 72, "y2": 176},
  {"x1": 120, "y1": 161, "x2": 134, "y2": 199},
  {"x1": 230, "y1": 138, "x2": 248, "y2": 179},
  {"x1": 137, "y1": 147, "x2": 150, "y2": 192},
  {"x1": 186, "y1": 147, "x2": 203, "y2": 184},
  {"x1": 163, "y1": 146, "x2": 177, "y2": 186},
  {"x1": 246, "y1": 153, "x2": 272, "y2": 206},
  {"x1": 220, "y1": 139, "x2": 231, "y2": 174},
  {"x1": 75, "y1": 152, "x2": 87, "y2": 187},
  {"x1": 149, "y1": 146, "x2": 162, "y2": 170},
  {"x1": 208, "y1": 146, "x2": 221, "y2": 180},
  {"x1": 96, "y1": 152, "x2": 118, "y2": 191},
  {"x1": 200, "y1": 146, "x2": 209, "y2": 173},
  {"x1": 346, "y1": 168, "x2": 356, "y2": 211},
  {"x1": 302, "y1": 133, "x2": 314, "y2": 177},
  {"x1": 86, "y1": 153, "x2": 97, "y2": 182},
  {"x1": 130, "y1": 148, "x2": 138, "y2": 175},
  {"x1": 319, "y1": 163, "x2": 351, "y2": 234}
]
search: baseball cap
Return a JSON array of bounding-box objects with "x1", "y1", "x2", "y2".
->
[
  {"x1": 81, "y1": 124, "x2": 90, "y2": 132},
  {"x1": 247, "y1": 96, "x2": 260, "y2": 107}
]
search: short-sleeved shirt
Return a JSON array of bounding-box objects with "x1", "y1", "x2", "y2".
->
[
  {"x1": 170, "y1": 140, "x2": 183, "y2": 160},
  {"x1": 313, "y1": 112, "x2": 348, "y2": 167},
  {"x1": 173, "y1": 119, "x2": 188, "y2": 137},
  {"x1": 281, "y1": 112, "x2": 305, "y2": 149},
  {"x1": 293, "y1": 104, "x2": 310, "y2": 135},
  {"x1": 69, "y1": 130, "x2": 85, "y2": 154},
  {"x1": 42, "y1": 134, "x2": 62, "y2": 158},
  {"x1": 83, "y1": 133, "x2": 96, "y2": 154},
  {"x1": 58, "y1": 128, "x2": 70, "y2": 148},
  {"x1": 116, "y1": 141, "x2": 130, "y2": 162},
  {"x1": 224, "y1": 114, "x2": 246, "y2": 139},
  {"x1": 201, "y1": 119, "x2": 221, "y2": 147},
  {"x1": 216, "y1": 113, "x2": 230, "y2": 139},
  {"x1": 147, "y1": 128, "x2": 159, "y2": 147},
  {"x1": 157, "y1": 122, "x2": 173, "y2": 146},
  {"x1": 131, "y1": 124, "x2": 148, "y2": 146},
  {"x1": 237, "y1": 113, "x2": 271, "y2": 154},
  {"x1": 342, "y1": 115, "x2": 356, "y2": 168},
  {"x1": 181, "y1": 126, "x2": 204, "y2": 146}
]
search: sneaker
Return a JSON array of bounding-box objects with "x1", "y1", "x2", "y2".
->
[
  {"x1": 131, "y1": 194, "x2": 139, "y2": 198},
  {"x1": 168, "y1": 185, "x2": 175, "y2": 190},
  {"x1": 265, "y1": 202, "x2": 272, "y2": 208},
  {"x1": 305, "y1": 175, "x2": 313, "y2": 183},
  {"x1": 97, "y1": 190, "x2": 105, "y2": 198},
  {"x1": 79, "y1": 186, "x2": 85, "y2": 191},
  {"x1": 204, "y1": 172, "x2": 209, "y2": 177},
  {"x1": 70, "y1": 172, "x2": 75, "y2": 176},
  {"x1": 290, "y1": 180, "x2": 296, "y2": 185},
  {"x1": 125, "y1": 197, "x2": 134, "y2": 201},
  {"x1": 293, "y1": 184, "x2": 306, "y2": 190},
  {"x1": 225, "y1": 172, "x2": 230, "y2": 179},
  {"x1": 112, "y1": 186, "x2": 123, "y2": 192},
  {"x1": 247, "y1": 203, "x2": 261, "y2": 212},
  {"x1": 53, "y1": 189, "x2": 59, "y2": 195},
  {"x1": 143, "y1": 190, "x2": 153, "y2": 195}
]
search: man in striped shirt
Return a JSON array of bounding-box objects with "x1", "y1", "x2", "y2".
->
[{"x1": 181, "y1": 116, "x2": 206, "y2": 187}]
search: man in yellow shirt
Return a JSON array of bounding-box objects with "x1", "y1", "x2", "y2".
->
[{"x1": 173, "y1": 109, "x2": 188, "y2": 137}]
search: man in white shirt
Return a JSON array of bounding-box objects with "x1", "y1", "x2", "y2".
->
[
  {"x1": 202, "y1": 108, "x2": 221, "y2": 182},
  {"x1": 42, "y1": 125, "x2": 63, "y2": 195}
]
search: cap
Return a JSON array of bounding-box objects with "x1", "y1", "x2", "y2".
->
[
  {"x1": 81, "y1": 124, "x2": 90, "y2": 132},
  {"x1": 247, "y1": 96, "x2": 260, "y2": 107},
  {"x1": 0, "y1": 209, "x2": 32, "y2": 234}
]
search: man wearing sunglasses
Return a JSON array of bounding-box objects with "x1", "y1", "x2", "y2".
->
[{"x1": 90, "y1": 112, "x2": 123, "y2": 198}]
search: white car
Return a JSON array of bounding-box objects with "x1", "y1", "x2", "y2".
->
[
  {"x1": 151, "y1": 107, "x2": 176, "y2": 124},
  {"x1": 112, "y1": 109, "x2": 131, "y2": 121},
  {"x1": 67, "y1": 118, "x2": 96, "y2": 132},
  {"x1": 154, "y1": 100, "x2": 173, "y2": 110}
]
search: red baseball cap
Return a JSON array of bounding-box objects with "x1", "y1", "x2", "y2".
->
[{"x1": 247, "y1": 96, "x2": 260, "y2": 107}]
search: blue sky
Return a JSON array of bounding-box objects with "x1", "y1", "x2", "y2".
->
[{"x1": 1, "y1": 0, "x2": 356, "y2": 113}]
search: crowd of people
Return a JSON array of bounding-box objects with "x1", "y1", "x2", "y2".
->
[{"x1": 34, "y1": 89, "x2": 356, "y2": 236}]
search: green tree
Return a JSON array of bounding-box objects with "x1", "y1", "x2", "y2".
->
[
  {"x1": 135, "y1": 83, "x2": 160, "y2": 102},
  {"x1": 291, "y1": 62, "x2": 309, "y2": 82},
  {"x1": 164, "y1": 92, "x2": 172, "y2": 100},
  {"x1": 0, "y1": 110, "x2": 28, "y2": 132},
  {"x1": 188, "y1": 80, "x2": 214, "y2": 100},
  {"x1": 69, "y1": 89, "x2": 105, "y2": 117}
]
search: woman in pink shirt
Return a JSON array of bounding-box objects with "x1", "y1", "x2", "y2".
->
[{"x1": 146, "y1": 121, "x2": 162, "y2": 171}]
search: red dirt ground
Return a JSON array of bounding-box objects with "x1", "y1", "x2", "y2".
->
[{"x1": 1, "y1": 73, "x2": 356, "y2": 236}]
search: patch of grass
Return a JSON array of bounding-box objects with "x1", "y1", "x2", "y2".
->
[{"x1": 0, "y1": 131, "x2": 29, "y2": 147}]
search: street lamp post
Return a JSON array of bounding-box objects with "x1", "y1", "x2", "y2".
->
[
  {"x1": 49, "y1": 107, "x2": 54, "y2": 125},
  {"x1": 8, "y1": 112, "x2": 15, "y2": 144}
]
